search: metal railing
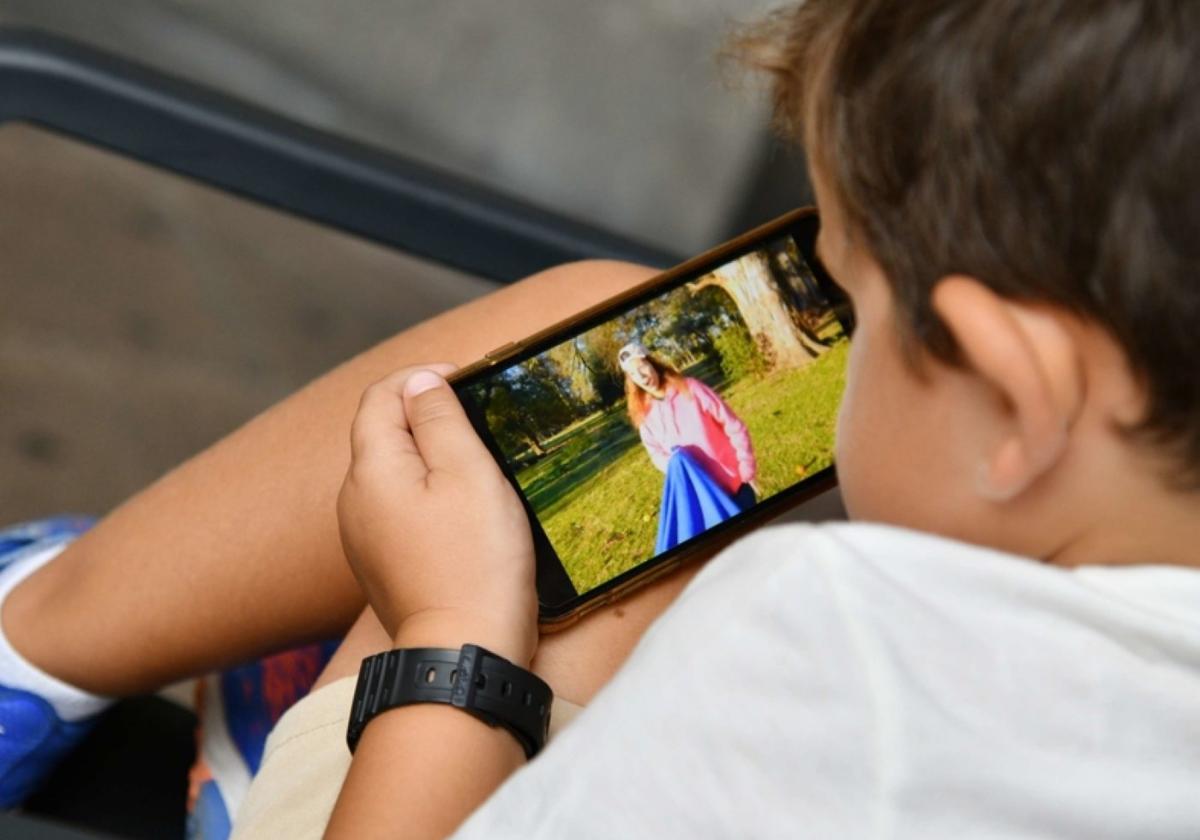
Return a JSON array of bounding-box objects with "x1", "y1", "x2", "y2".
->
[{"x1": 0, "y1": 27, "x2": 680, "y2": 284}]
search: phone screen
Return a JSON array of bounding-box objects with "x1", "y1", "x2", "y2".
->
[{"x1": 455, "y1": 212, "x2": 851, "y2": 619}]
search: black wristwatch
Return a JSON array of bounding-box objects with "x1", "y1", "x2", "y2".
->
[{"x1": 346, "y1": 644, "x2": 553, "y2": 759}]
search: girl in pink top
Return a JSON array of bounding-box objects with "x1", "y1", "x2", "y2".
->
[{"x1": 618, "y1": 343, "x2": 758, "y2": 552}]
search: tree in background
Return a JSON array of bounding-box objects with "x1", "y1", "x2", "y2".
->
[
  {"x1": 641, "y1": 284, "x2": 737, "y2": 369},
  {"x1": 711, "y1": 319, "x2": 768, "y2": 380},
  {"x1": 768, "y1": 238, "x2": 840, "y2": 348},
  {"x1": 692, "y1": 250, "x2": 827, "y2": 371},
  {"x1": 470, "y1": 365, "x2": 578, "y2": 458},
  {"x1": 544, "y1": 342, "x2": 599, "y2": 407}
]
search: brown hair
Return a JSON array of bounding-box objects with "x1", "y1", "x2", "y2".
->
[
  {"x1": 731, "y1": 0, "x2": 1200, "y2": 485},
  {"x1": 625, "y1": 355, "x2": 691, "y2": 429}
]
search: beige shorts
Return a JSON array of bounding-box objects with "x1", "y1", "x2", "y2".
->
[{"x1": 230, "y1": 676, "x2": 584, "y2": 839}]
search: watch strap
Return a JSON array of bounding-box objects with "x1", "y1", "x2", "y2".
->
[{"x1": 346, "y1": 644, "x2": 552, "y2": 759}]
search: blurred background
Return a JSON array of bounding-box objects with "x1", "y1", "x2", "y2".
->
[{"x1": 0, "y1": 0, "x2": 813, "y2": 521}]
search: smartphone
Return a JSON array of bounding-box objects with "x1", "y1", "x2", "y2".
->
[{"x1": 451, "y1": 208, "x2": 852, "y2": 629}]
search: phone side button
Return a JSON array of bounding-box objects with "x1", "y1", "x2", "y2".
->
[{"x1": 484, "y1": 341, "x2": 517, "y2": 361}]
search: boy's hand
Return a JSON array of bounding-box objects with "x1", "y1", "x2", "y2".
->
[{"x1": 337, "y1": 366, "x2": 538, "y2": 667}]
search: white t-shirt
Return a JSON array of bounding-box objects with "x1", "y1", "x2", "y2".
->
[{"x1": 453, "y1": 522, "x2": 1200, "y2": 839}]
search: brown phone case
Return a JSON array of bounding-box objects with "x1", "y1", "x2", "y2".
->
[{"x1": 449, "y1": 207, "x2": 839, "y2": 631}]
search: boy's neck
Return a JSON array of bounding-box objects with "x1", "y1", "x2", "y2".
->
[
  {"x1": 1047, "y1": 489, "x2": 1200, "y2": 570},
  {"x1": 1031, "y1": 443, "x2": 1200, "y2": 570}
]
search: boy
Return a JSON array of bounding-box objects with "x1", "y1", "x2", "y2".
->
[
  {"x1": 3, "y1": 0, "x2": 1198, "y2": 836},
  {"x1": 323, "y1": 1, "x2": 1200, "y2": 835}
]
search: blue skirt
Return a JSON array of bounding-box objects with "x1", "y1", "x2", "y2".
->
[{"x1": 654, "y1": 449, "x2": 742, "y2": 555}]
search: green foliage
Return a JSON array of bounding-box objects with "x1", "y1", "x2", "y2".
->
[
  {"x1": 643, "y1": 284, "x2": 739, "y2": 363},
  {"x1": 712, "y1": 323, "x2": 768, "y2": 380},
  {"x1": 571, "y1": 321, "x2": 627, "y2": 405},
  {"x1": 474, "y1": 365, "x2": 577, "y2": 457},
  {"x1": 545, "y1": 342, "x2": 598, "y2": 405}
]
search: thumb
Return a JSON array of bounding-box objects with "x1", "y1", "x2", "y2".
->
[{"x1": 403, "y1": 369, "x2": 494, "y2": 475}]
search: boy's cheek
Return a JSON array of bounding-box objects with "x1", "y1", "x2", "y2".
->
[
  {"x1": 834, "y1": 327, "x2": 889, "y2": 512},
  {"x1": 837, "y1": 398, "x2": 933, "y2": 525},
  {"x1": 834, "y1": 344, "x2": 960, "y2": 528},
  {"x1": 834, "y1": 290, "x2": 944, "y2": 524},
  {"x1": 834, "y1": 388, "x2": 887, "y2": 521},
  {"x1": 833, "y1": 361, "x2": 886, "y2": 520}
]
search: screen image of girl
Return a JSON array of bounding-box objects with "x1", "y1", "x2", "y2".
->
[{"x1": 617, "y1": 342, "x2": 758, "y2": 554}]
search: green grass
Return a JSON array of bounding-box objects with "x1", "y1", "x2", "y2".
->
[{"x1": 515, "y1": 341, "x2": 849, "y2": 593}]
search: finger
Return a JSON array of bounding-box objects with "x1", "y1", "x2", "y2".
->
[
  {"x1": 424, "y1": 362, "x2": 460, "y2": 377},
  {"x1": 402, "y1": 369, "x2": 495, "y2": 476},
  {"x1": 350, "y1": 363, "x2": 459, "y2": 459},
  {"x1": 350, "y1": 370, "x2": 428, "y2": 484}
]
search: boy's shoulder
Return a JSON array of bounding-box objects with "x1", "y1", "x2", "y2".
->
[
  {"x1": 458, "y1": 522, "x2": 1200, "y2": 839},
  {"x1": 676, "y1": 520, "x2": 1200, "y2": 651},
  {"x1": 650, "y1": 521, "x2": 1200, "y2": 824},
  {"x1": 683, "y1": 519, "x2": 1046, "y2": 599}
]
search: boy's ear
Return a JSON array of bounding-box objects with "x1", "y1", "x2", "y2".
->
[{"x1": 931, "y1": 276, "x2": 1084, "y2": 502}]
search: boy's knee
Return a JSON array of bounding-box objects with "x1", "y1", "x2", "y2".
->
[{"x1": 523, "y1": 259, "x2": 659, "y2": 300}]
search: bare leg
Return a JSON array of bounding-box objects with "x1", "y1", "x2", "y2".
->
[{"x1": 3, "y1": 260, "x2": 664, "y2": 697}]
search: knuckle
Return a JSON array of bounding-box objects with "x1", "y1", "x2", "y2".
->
[
  {"x1": 353, "y1": 383, "x2": 387, "y2": 423},
  {"x1": 363, "y1": 376, "x2": 397, "y2": 404},
  {"x1": 411, "y1": 393, "x2": 459, "y2": 425}
]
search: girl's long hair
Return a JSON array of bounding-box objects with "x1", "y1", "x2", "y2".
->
[{"x1": 625, "y1": 354, "x2": 690, "y2": 429}]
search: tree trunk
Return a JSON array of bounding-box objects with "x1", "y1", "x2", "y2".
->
[
  {"x1": 520, "y1": 428, "x2": 547, "y2": 457},
  {"x1": 698, "y1": 252, "x2": 825, "y2": 368}
]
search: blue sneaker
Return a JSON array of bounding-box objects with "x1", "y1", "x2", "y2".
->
[
  {"x1": 0, "y1": 688, "x2": 95, "y2": 807},
  {"x1": 0, "y1": 516, "x2": 94, "y2": 558},
  {"x1": 0, "y1": 515, "x2": 97, "y2": 808}
]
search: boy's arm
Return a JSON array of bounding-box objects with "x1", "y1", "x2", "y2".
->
[
  {"x1": 326, "y1": 366, "x2": 539, "y2": 839},
  {"x1": 324, "y1": 618, "x2": 527, "y2": 840}
]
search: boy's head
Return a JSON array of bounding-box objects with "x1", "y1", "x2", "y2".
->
[{"x1": 736, "y1": 1, "x2": 1199, "y2": 562}]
